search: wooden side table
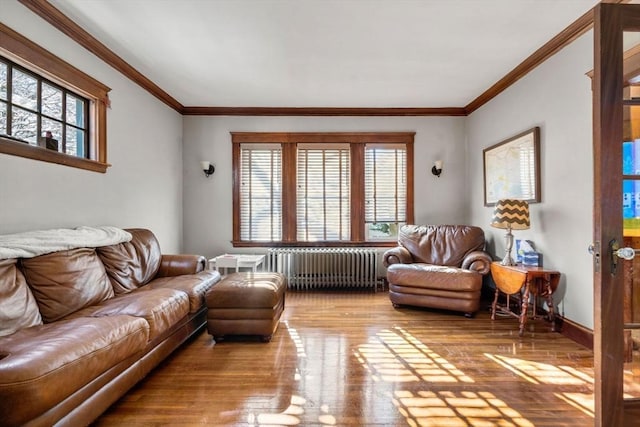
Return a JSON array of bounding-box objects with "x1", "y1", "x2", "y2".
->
[{"x1": 490, "y1": 262, "x2": 561, "y2": 337}]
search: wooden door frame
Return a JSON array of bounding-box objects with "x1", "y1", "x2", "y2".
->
[{"x1": 593, "y1": 4, "x2": 640, "y2": 426}]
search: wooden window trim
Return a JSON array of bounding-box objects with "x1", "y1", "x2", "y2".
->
[
  {"x1": 0, "y1": 22, "x2": 110, "y2": 172},
  {"x1": 231, "y1": 132, "x2": 415, "y2": 247}
]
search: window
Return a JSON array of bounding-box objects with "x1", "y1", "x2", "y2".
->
[
  {"x1": 239, "y1": 144, "x2": 282, "y2": 241},
  {"x1": 232, "y1": 132, "x2": 414, "y2": 247},
  {"x1": 0, "y1": 22, "x2": 110, "y2": 172},
  {"x1": 365, "y1": 144, "x2": 407, "y2": 240},
  {"x1": 297, "y1": 144, "x2": 351, "y2": 241},
  {"x1": 1, "y1": 57, "x2": 89, "y2": 157}
]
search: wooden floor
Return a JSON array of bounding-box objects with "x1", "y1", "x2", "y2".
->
[{"x1": 93, "y1": 291, "x2": 597, "y2": 426}]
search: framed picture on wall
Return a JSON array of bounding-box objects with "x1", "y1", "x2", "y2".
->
[{"x1": 483, "y1": 127, "x2": 541, "y2": 206}]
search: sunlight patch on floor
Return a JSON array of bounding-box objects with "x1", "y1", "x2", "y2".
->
[
  {"x1": 484, "y1": 353, "x2": 591, "y2": 386},
  {"x1": 247, "y1": 320, "x2": 594, "y2": 426},
  {"x1": 554, "y1": 392, "x2": 594, "y2": 417},
  {"x1": 354, "y1": 327, "x2": 474, "y2": 383},
  {"x1": 252, "y1": 394, "x2": 338, "y2": 426},
  {"x1": 250, "y1": 390, "x2": 338, "y2": 426},
  {"x1": 354, "y1": 327, "x2": 536, "y2": 426},
  {"x1": 393, "y1": 390, "x2": 534, "y2": 427}
]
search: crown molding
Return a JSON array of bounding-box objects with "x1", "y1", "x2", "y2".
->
[
  {"x1": 18, "y1": 0, "x2": 183, "y2": 113},
  {"x1": 465, "y1": 8, "x2": 595, "y2": 114},
  {"x1": 18, "y1": 0, "x2": 610, "y2": 117},
  {"x1": 465, "y1": 0, "x2": 631, "y2": 113},
  {"x1": 182, "y1": 106, "x2": 467, "y2": 116}
]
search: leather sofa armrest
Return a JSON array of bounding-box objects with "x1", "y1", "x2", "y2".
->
[
  {"x1": 461, "y1": 251, "x2": 492, "y2": 275},
  {"x1": 382, "y1": 246, "x2": 413, "y2": 267},
  {"x1": 156, "y1": 254, "x2": 207, "y2": 277}
]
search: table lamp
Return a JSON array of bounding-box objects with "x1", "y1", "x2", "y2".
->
[{"x1": 490, "y1": 199, "x2": 530, "y2": 266}]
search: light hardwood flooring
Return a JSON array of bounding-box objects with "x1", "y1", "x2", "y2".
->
[{"x1": 93, "y1": 290, "x2": 597, "y2": 426}]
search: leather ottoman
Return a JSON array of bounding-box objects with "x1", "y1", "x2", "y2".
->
[{"x1": 205, "y1": 272, "x2": 286, "y2": 342}]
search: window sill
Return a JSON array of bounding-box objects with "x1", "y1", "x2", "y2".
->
[{"x1": 0, "y1": 136, "x2": 110, "y2": 173}]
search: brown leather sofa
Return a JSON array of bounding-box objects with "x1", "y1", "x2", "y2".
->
[
  {"x1": 0, "y1": 228, "x2": 221, "y2": 427},
  {"x1": 383, "y1": 224, "x2": 492, "y2": 317}
]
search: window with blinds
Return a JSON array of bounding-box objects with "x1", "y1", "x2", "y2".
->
[
  {"x1": 239, "y1": 144, "x2": 282, "y2": 241},
  {"x1": 364, "y1": 144, "x2": 407, "y2": 240},
  {"x1": 297, "y1": 144, "x2": 351, "y2": 241},
  {"x1": 231, "y1": 132, "x2": 414, "y2": 247}
]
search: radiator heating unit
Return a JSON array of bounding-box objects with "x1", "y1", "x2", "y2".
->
[{"x1": 267, "y1": 247, "x2": 380, "y2": 291}]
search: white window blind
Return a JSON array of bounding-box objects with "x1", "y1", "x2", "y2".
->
[
  {"x1": 519, "y1": 144, "x2": 536, "y2": 200},
  {"x1": 365, "y1": 144, "x2": 407, "y2": 239},
  {"x1": 240, "y1": 144, "x2": 282, "y2": 241},
  {"x1": 296, "y1": 144, "x2": 350, "y2": 241}
]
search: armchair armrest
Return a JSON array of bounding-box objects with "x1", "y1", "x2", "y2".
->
[
  {"x1": 156, "y1": 254, "x2": 207, "y2": 278},
  {"x1": 382, "y1": 246, "x2": 413, "y2": 267},
  {"x1": 461, "y1": 251, "x2": 492, "y2": 275}
]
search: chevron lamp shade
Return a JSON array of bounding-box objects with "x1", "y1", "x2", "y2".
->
[{"x1": 490, "y1": 199, "x2": 530, "y2": 230}]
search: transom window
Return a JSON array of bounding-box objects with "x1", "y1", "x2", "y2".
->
[
  {"x1": 0, "y1": 57, "x2": 89, "y2": 157},
  {"x1": 0, "y1": 22, "x2": 110, "y2": 172},
  {"x1": 232, "y1": 132, "x2": 414, "y2": 247}
]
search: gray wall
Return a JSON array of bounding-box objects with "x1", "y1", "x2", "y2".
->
[
  {"x1": 3, "y1": 0, "x2": 598, "y2": 329},
  {"x1": 183, "y1": 29, "x2": 596, "y2": 330},
  {"x1": 1, "y1": 2, "x2": 184, "y2": 252},
  {"x1": 467, "y1": 32, "x2": 594, "y2": 328},
  {"x1": 182, "y1": 116, "x2": 468, "y2": 259}
]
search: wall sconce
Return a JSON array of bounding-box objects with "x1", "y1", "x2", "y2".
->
[
  {"x1": 201, "y1": 161, "x2": 215, "y2": 177},
  {"x1": 431, "y1": 160, "x2": 443, "y2": 177}
]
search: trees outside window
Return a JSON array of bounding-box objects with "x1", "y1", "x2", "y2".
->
[
  {"x1": 1, "y1": 57, "x2": 89, "y2": 157},
  {"x1": 0, "y1": 23, "x2": 110, "y2": 173}
]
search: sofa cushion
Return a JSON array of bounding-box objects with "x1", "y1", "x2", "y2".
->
[
  {"x1": 66, "y1": 287, "x2": 190, "y2": 341},
  {"x1": 149, "y1": 270, "x2": 221, "y2": 313},
  {"x1": 0, "y1": 259, "x2": 42, "y2": 337},
  {"x1": 398, "y1": 225, "x2": 485, "y2": 267},
  {"x1": 0, "y1": 315, "x2": 149, "y2": 427},
  {"x1": 387, "y1": 264, "x2": 482, "y2": 292},
  {"x1": 20, "y1": 248, "x2": 114, "y2": 323},
  {"x1": 97, "y1": 228, "x2": 161, "y2": 294}
]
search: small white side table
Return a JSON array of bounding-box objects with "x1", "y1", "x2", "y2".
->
[{"x1": 208, "y1": 254, "x2": 265, "y2": 274}]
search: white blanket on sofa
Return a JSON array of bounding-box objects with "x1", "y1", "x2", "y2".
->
[{"x1": 0, "y1": 226, "x2": 132, "y2": 260}]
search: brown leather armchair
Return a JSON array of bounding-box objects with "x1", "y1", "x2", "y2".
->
[{"x1": 383, "y1": 224, "x2": 492, "y2": 317}]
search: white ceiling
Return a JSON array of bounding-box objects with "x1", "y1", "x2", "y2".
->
[{"x1": 49, "y1": 0, "x2": 601, "y2": 108}]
